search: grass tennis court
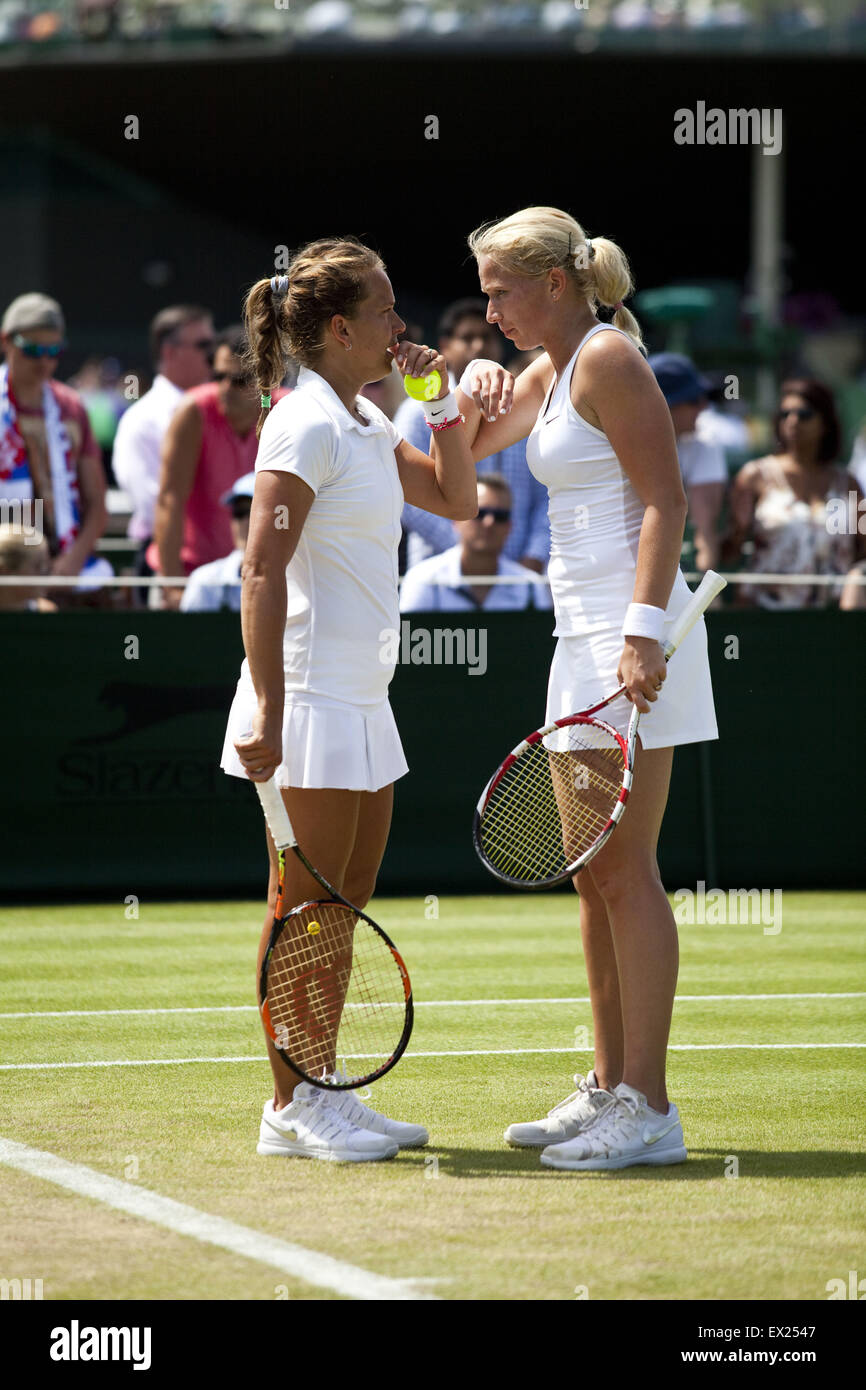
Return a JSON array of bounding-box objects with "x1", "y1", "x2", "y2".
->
[{"x1": 1, "y1": 892, "x2": 864, "y2": 1302}]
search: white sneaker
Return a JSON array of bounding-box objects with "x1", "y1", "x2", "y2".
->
[
  {"x1": 540, "y1": 1082, "x2": 687, "y2": 1171},
  {"x1": 504, "y1": 1071, "x2": 614, "y2": 1148},
  {"x1": 257, "y1": 1084, "x2": 399, "y2": 1163},
  {"x1": 326, "y1": 1073, "x2": 429, "y2": 1148}
]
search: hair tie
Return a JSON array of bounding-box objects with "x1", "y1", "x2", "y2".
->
[
  {"x1": 614, "y1": 301, "x2": 624, "y2": 311},
  {"x1": 270, "y1": 275, "x2": 289, "y2": 298},
  {"x1": 585, "y1": 239, "x2": 595, "y2": 261},
  {"x1": 260, "y1": 392, "x2": 272, "y2": 410}
]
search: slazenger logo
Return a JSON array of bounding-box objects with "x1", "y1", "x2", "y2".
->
[{"x1": 49, "y1": 1321, "x2": 152, "y2": 1371}]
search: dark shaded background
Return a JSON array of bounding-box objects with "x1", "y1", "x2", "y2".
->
[{"x1": 0, "y1": 50, "x2": 862, "y2": 361}]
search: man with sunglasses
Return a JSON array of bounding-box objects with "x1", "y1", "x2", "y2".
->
[
  {"x1": 399, "y1": 475, "x2": 552, "y2": 612},
  {"x1": 155, "y1": 326, "x2": 288, "y2": 608},
  {"x1": 0, "y1": 292, "x2": 108, "y2": 595},
  {"x1": 111, "y1": 302, "x2": 215, "y2": 582}
]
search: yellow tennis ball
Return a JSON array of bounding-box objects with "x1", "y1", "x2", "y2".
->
[
  {"x1": 307, "y1": 921, "x2": 321, "y2": 935},
  {"x1": 404, "y1": 369, "x2": 441, "y2": 402}
]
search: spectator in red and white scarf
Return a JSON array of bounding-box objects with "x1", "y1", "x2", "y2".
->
[{"x1": 0, "y1": 293, "x2": 109, "y2": 592}]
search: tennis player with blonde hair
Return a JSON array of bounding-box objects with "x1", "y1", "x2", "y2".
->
[
  {"x1": 221, "y1": 238, "x2": 478, "y2": 1162},
  {"x1": 459, "y1": 207, "x2": 718, "y2": 1171}
]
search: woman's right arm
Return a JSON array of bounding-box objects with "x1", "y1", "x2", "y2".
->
[
  {"x1": 235, "y1": 469, "x2": 315, "y2": 782},
  {"x1": 457, "y1": 353, "x2": 551, "y2": 461}
]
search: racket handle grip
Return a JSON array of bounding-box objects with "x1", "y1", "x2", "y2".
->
[
  {"x1": 663, "y1": 569, "x2": 727, "y2": 660},
  {"x1": 255, "y1": 778, "x2": 297, "y2": 851}
]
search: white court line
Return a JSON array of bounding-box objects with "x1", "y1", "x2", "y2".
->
[
  {"x1": 1, "y1": 993, "x2": 863, "y2": 1020},
  {"x1": 0, "y1": 1136, "x2": 437, "y2": 1302},
  {"x1": 2, "y1": 1043, "x2": 865, "y2": 1071}
]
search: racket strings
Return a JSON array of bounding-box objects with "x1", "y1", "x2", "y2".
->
[
  {"x1": 478, "y1": 722, "x2": 626, "y2": 885},
  {"x1": 264, "y1": 901, "x2": 407, "y2": 1085}
]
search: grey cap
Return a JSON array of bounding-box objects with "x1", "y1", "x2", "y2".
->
[{"x1": 2, "y1": 292, "x2": 66, "y2": 336}]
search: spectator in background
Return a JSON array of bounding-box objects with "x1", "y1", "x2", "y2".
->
[
  {"x1": 695, "y1": 371, "x2": 752, "y2": 454},
  {"x1": 0, "y1": 522, "x2": 57, "y2": 611},
  {"x1": 400, "y1": 474, "x2": 552, "y2": 612},
  {"x1": 68, "y1": 356, "x2": 131, "y2": 478},
  {"x1": 848, "y1": 417, "x2": 866, "y2": 495},
  {"x1": 840, "y1": 559, "x2": 866, "y2": 610},
  {"x1": 155, "y1": 326, "x2": 288, "y2": 608},
  {"x1": 726, "y1": 378, "x2": 866, "y2": 608},
  {"x1": 111, "y1": 303, "x2": 215, "y2": 574},
  {"x1": 180, "y1": 471, "x2": 253, "y2": 613},
  {"x1": 649, "y1": 352, "x2": 727, "y2": 572},
  {"x1": 0, "y1": 293, "x2": 109, "y2": 596},
  {"x1": 395, "y1": 297, "x2": 550, "y2": 574}
]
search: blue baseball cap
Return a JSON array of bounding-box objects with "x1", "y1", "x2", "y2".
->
[
  {"x1": 648, "y1": 353, "x2": 712, "y2": 407},
  {"x1": 221, "y1": 471, "x2": 256, "y2": 506}
]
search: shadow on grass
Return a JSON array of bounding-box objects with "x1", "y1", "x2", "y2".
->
[{"x1": 416, "y1": 1146, "x2": 866, "y2": 1181}]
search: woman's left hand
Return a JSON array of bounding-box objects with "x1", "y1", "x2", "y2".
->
[
  {"x1": 392, "y1": 342, "x2": 450, "y2": 399},
  {"x1": 617, "y1": 638, "x2": 667, "y2": 714}
]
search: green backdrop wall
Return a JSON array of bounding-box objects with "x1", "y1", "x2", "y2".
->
[{"x1": 1, "y1": 609, "x2": 864, "y2": 899}]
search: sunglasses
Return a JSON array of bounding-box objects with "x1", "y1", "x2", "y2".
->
[
  {"x1": 12, "y1": 334, "x2": 66, "y2": 359},
  {"x1": 475, "y1": 506, "x2": 511, "y2": 523},
  {"x1": 230, "y1": 502, "x2": 252, "y2": 519},
  {"x1": 174, "y1": 336, "x2": 216, "y2": 354},
  {"x1": 779, "y1": 407, "x2": 816, "y2": 421},
  {"x1": 213, "y1": 370, "x2": 253, "y2": 387}
]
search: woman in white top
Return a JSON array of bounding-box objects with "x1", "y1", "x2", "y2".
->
[
  {"x1": 457, "y1": 207, "x2": 719, "y2": 1172},
  {"x1": 221, "y1": 238, "x2": 477, "y2": 1162}
]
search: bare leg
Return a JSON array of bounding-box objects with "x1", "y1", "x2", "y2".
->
[
  {"x1": 258, "y1": 783, "x2": 394, "y2": 1110},
  {"x1": 580, "y1": 744, "x2": 677, "y2": 1114},
  {"x1": 573, "y1": 869, "x2": 623, "y2": 1094}
]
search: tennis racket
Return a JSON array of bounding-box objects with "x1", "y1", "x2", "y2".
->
[
  {"x1": 255, "y1": 779, "x2": 413, "y2": 1091},
  {"x1": 473, "y1": 570, "x2": 727, "y2": 889}
]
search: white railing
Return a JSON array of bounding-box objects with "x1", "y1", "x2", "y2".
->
[{"x1": 1, "y1": 570, "x2": 865, "y2": 590}]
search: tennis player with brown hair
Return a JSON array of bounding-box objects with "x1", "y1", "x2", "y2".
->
[
  {"x1": 221, "y1": 239, "x2": 477, "y2": 1162},
  {"x1": 459, "y1": 207, "x2": 718, "y2": 1172}
]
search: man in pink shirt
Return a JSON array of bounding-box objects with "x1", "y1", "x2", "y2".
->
[{"x1": 155, "y1": 326, "x2": 287, "y2": 609}]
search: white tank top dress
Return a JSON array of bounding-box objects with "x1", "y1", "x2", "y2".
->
[{"x1": 526, "y1": 324, "x2": 718, "y2": 750}]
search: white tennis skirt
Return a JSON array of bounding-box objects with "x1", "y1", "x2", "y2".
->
[
  {"x1": 220, "y1": 682, "x2": 409, "y2": 792},
  {"x1": 545, "y1": 616, "x2": 718, "y2": 751}
]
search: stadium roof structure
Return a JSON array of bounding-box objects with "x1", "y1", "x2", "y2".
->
[{"x1": 1, "y1": 0, "x2": 865, "y2": 63}]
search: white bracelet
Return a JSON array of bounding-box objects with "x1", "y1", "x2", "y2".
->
[
  {"x1": 458, "y1": 359, "x2": 501, "y2": 399},
  {"x1": 424, "y1": 391, "x2": 460, "y2": 426},
  {"x1": 622, "y1": 602, "x2": 666, "y2": 642}
]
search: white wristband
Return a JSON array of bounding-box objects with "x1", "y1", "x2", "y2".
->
[
  {"x1": 622, "y1": 602, "x2": 666, "y2": 642},
  {"x1": 424, "y1": 391, "x2": 460, "y2": 426},
  {"x1": 458, "y1": 359, "x2": 500, "y2": 399}
]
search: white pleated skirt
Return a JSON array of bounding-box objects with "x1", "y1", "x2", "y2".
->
[
  {"x1": 220, "y1": 678, "x2": 409, "y2": 792},
  {"x1": 545, "y1": 615, "x2": 718, "y2": 751}
]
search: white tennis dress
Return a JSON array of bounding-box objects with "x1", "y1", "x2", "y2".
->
[
  {"x1": 220, "y1": 366, "x2": 409, "y2": 791},
  {"x1": 525, "y1": 324, "x2": 718, "y2": 749}
]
